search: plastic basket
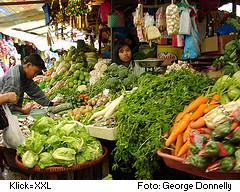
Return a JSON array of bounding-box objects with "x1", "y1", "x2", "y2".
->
[
  {"x1": 157, "y1": 149, "x2": 240, "y2": 180},
  {"x1": 86, "y1": 125, "x2": 117, "y2": 141}
]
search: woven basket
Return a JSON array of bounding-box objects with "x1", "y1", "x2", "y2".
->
[{"x1": 15, "y1": 146, "x2": 109, "y2": 174}]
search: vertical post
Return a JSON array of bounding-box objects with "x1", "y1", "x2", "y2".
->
[
  {"x1": 111, "y1": 0, "x2": 114, "y2": 60},
  {"x1": 232, "y1": 0, "x2": 236, "y2": 17}
]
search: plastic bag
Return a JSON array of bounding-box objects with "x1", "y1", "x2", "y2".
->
[
  {"x1": 182, "y1": 15, "x2": 200, "y2": 60},
  {"x1": 2, "y1": 105, "x2": 24, "y2": 149},
  {"x1": 179, "y1": 8, "x2": 191, "y2": 35},
  {"x1": 144, "y1": 13, "x2": 154, "y2": 28}
]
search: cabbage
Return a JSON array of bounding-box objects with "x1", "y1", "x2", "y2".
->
[
  {"x1": 22, "y1": 151, "x2": 38, "y2": 168},
  {"x1": 228, "y1": 86, "x2": 240, "y2": 100},
  {"x1": 62, "y1": 136, "x2": 84, "y2": 153},
  {"x1": 38, "y1": 152, "x2": 58, "y2": 169},
  {"x1": 25, "y1": 131, "x2": 46, "y2": 154},
  {"x1": 52, "y1": 147, "x2": 76, "y2": 167},
  {"x1": 212, "y1": 75, "x2": 233, "y2": 92},
  {"x1": 31, "y1": 117, "x2": 55, "y2": 134}
]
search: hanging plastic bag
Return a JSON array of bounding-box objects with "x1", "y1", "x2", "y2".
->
[
  {"x1": 182, "y1": 13, "x2": 200, "y2": 60},
  {"x1": 179, "y1": 8, "x2": 191, "y2": 35},
  {"x1": 156, "y1": 7, "x2": 166, "y2": 33},
  {"x1": 144, "y1": 13, "x2": 155, "y2": 28},
  {"x1": 2, "y1": 105, "x2": 24, "y2": 149}
]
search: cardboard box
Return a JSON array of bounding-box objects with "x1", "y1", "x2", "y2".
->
[{"x1": 201, "y1": 35, "x2": 236, "y2": 54}]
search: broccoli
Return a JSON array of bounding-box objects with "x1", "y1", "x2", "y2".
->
[
  {"x1": 118, "y1": 68, "x2": 129, "y2": 80},
  {"x1": 105, "y1": 77, "x2": 121, "y2": 91},
  {"x1": 107, "y1": 63, "x2": 119, "y2": 77},
  {"x1": 122, "y1": 74, "x2": 138, "y2": 90}
]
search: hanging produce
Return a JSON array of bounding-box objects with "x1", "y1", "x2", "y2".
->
[{"x1": 166, "y1": 1, "x2": 180, "y2": 35}]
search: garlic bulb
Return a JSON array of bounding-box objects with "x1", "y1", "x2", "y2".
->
[{"x1": 166, "y1": 3, "x2": 180, "y2": 35}]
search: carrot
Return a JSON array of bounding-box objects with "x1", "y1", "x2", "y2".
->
[
  {"x1": 203, "y1": 104, "x2": 219, "y2": 114},
  {"x1": 163, "y1": 131, "x2": 170, "y2": 138},
  {"x1": 177, "y1": 140, "x2": 190, "y2": 157},
  {"x1": 190, "y1": 117, "x2": 206, "y2": 129},
  {"x1": 211, "y1": 94, "x2": 221, "y2": 101},
  {"x1": 174, "y1": 134, "x2": 183, "y2": 156},
  {"x1": 183, "y1": 124, "x2": 191, "y2": 143},
  {"x1": 174, "y1": 112, "x2": 185, "y2": 123},
  {"x1": 180, "y1": 153, "x2": 187, "y2": 159},
  {"x1": 190, "y1": 104, "x2": 207, "y2": 121},
  {"x1": 165, "y1": 113, "x2": 191, "y2": 147},
  {"x1": 231, "y1": 121, "x2": 239, "y2": 131},
  {"x1": 184, "y1": 96, "x2": 208, "y2": 113}
]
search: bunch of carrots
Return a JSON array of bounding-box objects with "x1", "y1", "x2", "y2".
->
[{"x1": 165, "y1": 94, "x2": 221, "y2": 158}]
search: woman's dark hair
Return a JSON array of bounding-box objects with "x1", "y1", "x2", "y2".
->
[
  {"x1": 9, "y1": 56, "x2": 16, "y2": 68},
  {"x1": 23, "y1": 54, "x2": 46, "y2": 70},
  {"x1": 112, "y1": 41, "x2": 132, "y2": 65}
]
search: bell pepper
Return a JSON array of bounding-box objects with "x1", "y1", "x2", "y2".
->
[
  {"x1": 211, "y1": 121, "x2": 231, "y2": 139},
  {"x1": 198, "y1": 141, "x2": 219, "y2": 157},
  {"x1": 218, "y1": 143, "x2": 235, "y2": 157},
  {"x1": 233, "y1": 149, "x2": 240, "y2": 171},
  {"x1": 186, "y1": 155, "x2": 211, "y2": 169},
  {"x1": 206, "y1": 156, "x2": 235, "y2": 172}
]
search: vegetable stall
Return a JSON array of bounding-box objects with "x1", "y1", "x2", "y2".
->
[{"x1": 1, "y1": 0, "x2": 240, "y2": 181}]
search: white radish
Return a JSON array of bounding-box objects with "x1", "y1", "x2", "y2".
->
[{"x1": 104, "y1": 95, "x2": 124, "y2": 119}]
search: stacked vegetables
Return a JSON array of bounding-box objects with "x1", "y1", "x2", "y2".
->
[
  {"x1": 89, "y1": 63, "x2": 138, "y2": 98},
  {"x1": 113, "y1": 69, "x2": 213, "y2": 179},
  {"x1": 165, "y1": 94, "x2": 221, "y2": 157},
  {"x1": 187, "y1": 100, "x2": 240, "y2": 172},
  {"x1": 17, "y1": 117, "x2": 103, "y2": 169},
  {"x1": 211, "y1": 71, "x2": 240, "y2": 104}
]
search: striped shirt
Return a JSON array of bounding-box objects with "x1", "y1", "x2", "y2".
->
[{"x1": 0, "y1": 64, "x2": 51, "y2": 110}]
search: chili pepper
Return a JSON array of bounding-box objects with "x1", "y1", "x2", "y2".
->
[
  {"x1": 196, "y1": 128, "x2": 212, "y2": 135},
  {"x1": 198, "y1": 141, "x2": 219, "y2": 157},
  {"x1": 211, "y1": 121, "x2": 231, "y2": 139},
  {"x1": 206, "y1": 156, "x2": 235, "y2": 172}
]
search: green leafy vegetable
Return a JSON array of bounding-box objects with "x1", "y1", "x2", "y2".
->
[{"x1": 22, "y1": 151, "x2": 38, "y2": 168}]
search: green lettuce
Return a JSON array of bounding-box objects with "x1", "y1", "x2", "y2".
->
[
  {"x1": 62, "y1": 136, "x2": 84, "y2": 153},
  {"x1": 22, "y1": 151, "x2": 38, "y2": 168},
  {"x1": 52, "y1": 147, "x2": 76, "y2": 167},
  {"x1": 31, "y1": 117, "x2": 55, "y2": 134},
  {"x1": 25, "y1": 131, "x2": 46, "y2": 154},
  {"x1": 38, "y1": 152, "x2": 58, "y2": 169}
]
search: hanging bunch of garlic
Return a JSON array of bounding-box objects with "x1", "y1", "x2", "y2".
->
[{"x1": 166, "y1": 1, "x2": 180, "y2": 35}]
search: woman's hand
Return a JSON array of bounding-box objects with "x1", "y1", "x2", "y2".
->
[{"x1": 21, "y1": 107, "x2": 31, "y2": 115}]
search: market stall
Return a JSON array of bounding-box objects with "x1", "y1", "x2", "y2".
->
[{"x1": 1, "y1": 0, "x2": 240, "y2": 181}]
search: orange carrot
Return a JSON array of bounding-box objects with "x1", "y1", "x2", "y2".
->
[
  {"x1": 190, "y1": 104, "x2": 207, "y2": 121},
  {"x1": 163, "y1": 131, "x2": 170, "y2": 138},
  {"x1": 180, "y1": 153, "x2": 187, "y2": 159},
  {"x1": 174, "y1": 112, "x2": 185, "y2": 123},
  {"x1": 211, "y1": 94, "x2": 221, "y2": 101},
  {"x1": 183, "y1": 124, "x2": 192, "y2": 143},
  {"x1": 177, "y1": 140, "x2": 190, "y2": 157},
  {"x1": 165, "y1": 114, "x2": 191, "y2": 147},
  {"x1": 190, "y1": 117, "x2": 206, "y2": 129},
  {"x1": 174, "y1": 134, "x2": 183, "y2": 156},
  {"x1": 231, "y1": 121, "x2": 239, "y2": 131},
  {"x1": 203, "y1": 104, "x2": 219, "y2": 114},
  {"x1": 184, "y1": 96, "x2": 208, "y2": 113}
]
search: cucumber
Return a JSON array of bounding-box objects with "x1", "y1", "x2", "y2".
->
[{"x1": 48, "y1": 103, "x2": 73, "y2": 114}]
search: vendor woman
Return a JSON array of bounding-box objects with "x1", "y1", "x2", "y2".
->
[{"x1": 0, "y1": 53, "x2": 58, "y2": 115}]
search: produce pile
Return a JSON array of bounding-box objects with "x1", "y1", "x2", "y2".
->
[
  {"x1": 165, "y1": 94, "x2": 221, "y2": 157},
  {"x1": 44, "y1": 41, "x2": 97, "y2": 99},
  {"x1": 214, "y1": 36, "x2": 240, "y2": 75},
  {"x1": 211, "y1": 71, "x2": 240, "y2": 104},
  {"x1": 113, "y1": 69, "x2": 214, "y2": 179},
  {"x1": 186, "y1": 100, "x2": 240, "y2": 172},
  {"x1": 17, "y1": 117, "x2": 103, "y2": 169},
  {"x1": 89, "y1": 63, "x2": 138, "y2": 98}
]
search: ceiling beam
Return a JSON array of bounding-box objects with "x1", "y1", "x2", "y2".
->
[{"x1": 0, "y1": 0, "x2": 67, "y2": 6}]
